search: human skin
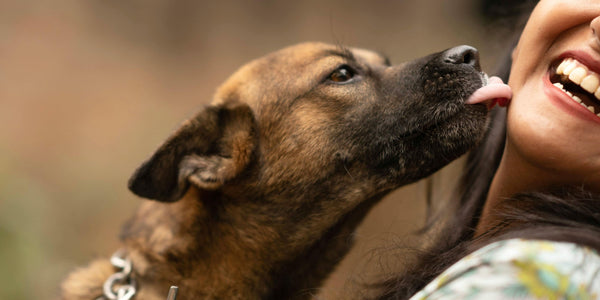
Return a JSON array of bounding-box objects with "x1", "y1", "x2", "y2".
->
[{"x1": 477, "y1": 0, "x2": 600, "y2": 235}]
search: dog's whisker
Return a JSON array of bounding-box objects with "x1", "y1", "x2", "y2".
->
[{"x1": 343, "y1": 162, "x2": 355, "y2": 180}]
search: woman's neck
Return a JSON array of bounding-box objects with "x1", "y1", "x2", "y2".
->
[{"x1": 475, "y1": 143, "x2": 561, "y2": 236}]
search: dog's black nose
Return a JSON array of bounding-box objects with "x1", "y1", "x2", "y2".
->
[{"x1": 442, "y1": 45, "x2": 481, "y2": 71}]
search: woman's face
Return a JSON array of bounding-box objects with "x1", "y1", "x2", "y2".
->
[{"x1": 507, "y1": 0, "x2": 600, "y2": 188}]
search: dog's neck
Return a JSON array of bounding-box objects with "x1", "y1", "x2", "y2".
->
[{"x1": 115, "y1": 187, "x2": 380, "y2": 299}]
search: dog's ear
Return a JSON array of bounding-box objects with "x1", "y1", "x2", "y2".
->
[{"x1": 128, "y1": 103, "x2": 256, "y2": 202}]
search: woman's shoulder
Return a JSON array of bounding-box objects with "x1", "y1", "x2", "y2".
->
[{"x1": 410, "y1": 238, "x2": 600, "y2": 299}]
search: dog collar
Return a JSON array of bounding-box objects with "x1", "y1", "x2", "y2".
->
[{"x1": 99, "y1": 250, "x2": 179, "y2": 300}]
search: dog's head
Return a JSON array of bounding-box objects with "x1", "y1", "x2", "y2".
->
[{"x1": 128, "y1": 42, "x2": 490, "y2": 203}]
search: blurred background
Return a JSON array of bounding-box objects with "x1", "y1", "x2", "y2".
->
[{"x1": 0, "y1": 0, "x2": 517, "y2": 299}]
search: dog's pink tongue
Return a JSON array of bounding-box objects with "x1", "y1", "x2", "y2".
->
[{"x1": 466, "y1": 76, "x2": 512, "y2": 107}]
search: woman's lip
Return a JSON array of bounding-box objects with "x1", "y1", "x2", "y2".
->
[
  {"x1": 543, "y1": 71, "x2": 600, "y2": 125},
  {"x1": 556, "y1": 50, "x2": 600, "y2": 75}
]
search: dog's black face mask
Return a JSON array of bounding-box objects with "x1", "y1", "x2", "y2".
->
[
  {"x1": 128, "y1": 43, "x2": 490, "y2": 202},
  {"x1": 330, "y1": 46, "x2": 489, "y2": 185},
  {"x1": 282, "y1": 45, "x2": 490, "y2": 192}
]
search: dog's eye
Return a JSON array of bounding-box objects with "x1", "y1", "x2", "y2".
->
[{"x1": 328, "y1": 65, "x2": 355, "y2": 83}]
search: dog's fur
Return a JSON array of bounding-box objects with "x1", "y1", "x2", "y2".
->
[{"x1": 61, "y1": 42, "x2": 489, "y2": 300}]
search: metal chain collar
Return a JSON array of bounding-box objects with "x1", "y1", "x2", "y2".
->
[
  {"x1": 100, "y1": 250, "x2": 137, "y2": 300},
  {"x1": 98, "y1": 250, "x2": 179, "y2": 300}
]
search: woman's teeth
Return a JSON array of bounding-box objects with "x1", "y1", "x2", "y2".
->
[
  {"x1": 554, "y1": 58, "x2": 600, "y2": 117},
  {"x1": 553, "y1": 82, "x2": 599, "y2": 115}
]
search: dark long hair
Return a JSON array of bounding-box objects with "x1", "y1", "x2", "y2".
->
[{"x1": 370, "y1": 1, "x2": 600, "y2": 299}]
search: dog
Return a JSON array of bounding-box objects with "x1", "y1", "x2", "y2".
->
[{"x1": 61, "y1": 42, "x2": 492, "y2": 300}]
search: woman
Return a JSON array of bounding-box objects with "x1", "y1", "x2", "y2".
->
[{"x1": 373, "y1": 1, "x2": 600, "y2": 299}]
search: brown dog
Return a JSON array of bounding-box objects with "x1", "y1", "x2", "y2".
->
[{"x1": 61, "y1": 42, "x2": 490, "y2": 300}]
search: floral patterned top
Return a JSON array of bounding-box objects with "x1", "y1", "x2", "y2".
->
[{"x1": 410, "y1": 239, "x2": 600, "y2": 300}]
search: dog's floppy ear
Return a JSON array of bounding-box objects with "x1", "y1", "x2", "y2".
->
[{"x1": 128, "y1": 103, "x2": 256, "y2": 202}]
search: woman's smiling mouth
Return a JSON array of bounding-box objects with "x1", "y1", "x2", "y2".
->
[{"x1": 550, "y1": 57, "x2": 600, "y2": 117}]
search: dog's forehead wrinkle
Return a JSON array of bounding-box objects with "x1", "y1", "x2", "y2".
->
[
  {"x1": 218, "y1": 56, "x2": 354, "y2": 115},
  {"x1": 350, "y1": 47, "x2": 389, "y2": 66},
  {"x1": 215, "y1": 44, "x2": 391, "y2": 117}
]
